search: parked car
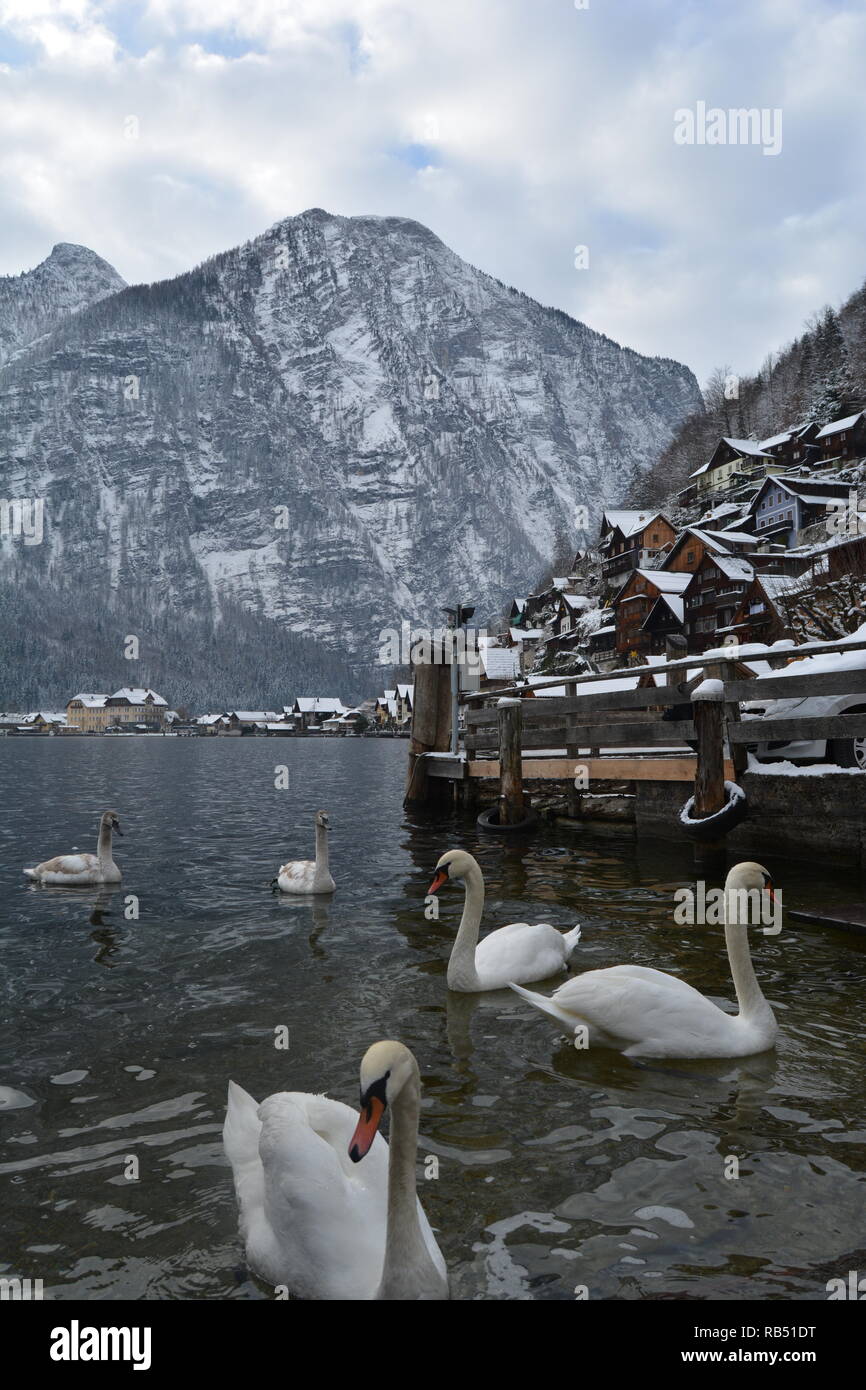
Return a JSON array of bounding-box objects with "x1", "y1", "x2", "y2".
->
[{"x1": 741, "y1": 634, "x2": 866, "y2": 769}]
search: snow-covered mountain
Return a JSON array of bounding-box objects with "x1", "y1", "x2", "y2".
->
[
  {"x1": 0, "y1": 210, "x2": 700, "y2": 703},
  {"x1": 0, "y1": 242, "x2": 126, "y2": 369}
]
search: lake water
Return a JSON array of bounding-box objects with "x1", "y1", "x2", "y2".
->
[{"x1": 1, "y1": 736, "x2": 865, "y2": 1301}]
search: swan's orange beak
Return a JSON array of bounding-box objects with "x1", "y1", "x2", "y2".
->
[
  {"x1": 765, "y1": 882, "x2": 777, "y2": 904},
  {"x1": 349, "y1": 1096, "x2": 385, "y2": 1163},
  {"x1": 428, "y1": 867, "x2": 448, "y2": 894}
]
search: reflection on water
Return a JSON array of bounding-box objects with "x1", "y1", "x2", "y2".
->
[{"x1": 0, "y1": 737, "x2": 865, "y2": 1300}]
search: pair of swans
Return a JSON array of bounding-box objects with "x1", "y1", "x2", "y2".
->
[
  {"x1": 432, "y1": 851, "x2": 778, "y2": 1060},
  {"x1": 224, "y1": 1040, "x2": 448, "y2": 1300},
  {"x1": 23, "y1": 811, "x2": 123, "y2": 885},
  {"x1": 275, "y1": 810, "x2": 336, "y2": 894}
]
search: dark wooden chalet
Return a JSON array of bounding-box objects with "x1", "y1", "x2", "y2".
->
[
  {"x1": 598, "y1": 510, "x2": 676, "y2": 594},
  {"x1": 614, "y1": 569, "x2": 691, "y2": 657},
  {"x1": 683, "y1": 553, "x2": 754, "y2": 652},
  {"x1": 815, "y1": 411, "x2": 866, "y2": 464}
]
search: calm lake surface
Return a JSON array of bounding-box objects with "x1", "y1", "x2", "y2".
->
[{"x1": 1, "y1": 736, "x2": 865, "y2": 1301}]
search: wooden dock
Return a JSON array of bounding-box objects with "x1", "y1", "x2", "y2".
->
[{"x1": 406, "y1": 634, "x2": 866, "y2": 863}]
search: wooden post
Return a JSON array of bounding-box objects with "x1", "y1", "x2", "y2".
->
[
  {"x1": 497, "y1": 698, "x2": 524, "y2": 824},
  {"x1": 404, "y1": 644, "x2": 454, "y2": 807},
  {"x1": 692, "y1": 668, "x2": 727, "y2": 870}
]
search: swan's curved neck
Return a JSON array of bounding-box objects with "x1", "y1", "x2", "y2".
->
[
  {"x1": 724, "y1": 886, "x2": 771, "y2": 1021},
  {"x1": 447, "y1": 864, "x2": 484, "y2": 990},
  {"x1": 314, "y1": 823, "x2": 329, "y2": 873},
  {"x1": 97, "y1": 822, "x2": 114, "y2": 867},
  {"x1": 377, "y1": 1064, "x2": 439, "y2": 1299}
]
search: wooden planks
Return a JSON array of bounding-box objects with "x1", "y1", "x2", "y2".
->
[
  {"x1": 724, "y1": 668, "x2": 866, "y2": 702},
  {"x1": 463, "y1": 683, "x2": 690, "y2": 725},
  {"x1": 729, "y1": 712, "x2": 866, "y2": 744},
  {"x1": 467, "y1": 722, "x2": 695, "y2": 750},
  {"x1": 465, "y1": 756, "x2": 732, "y2": 783}
]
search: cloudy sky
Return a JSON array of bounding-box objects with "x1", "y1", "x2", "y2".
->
[{"x1": 1, "y1": 0, "x2": 864, "y2": 383}]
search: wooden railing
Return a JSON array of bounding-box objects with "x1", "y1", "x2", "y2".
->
[{"x1": 449, "y1": 636, "x2": 866, "y2": 836}]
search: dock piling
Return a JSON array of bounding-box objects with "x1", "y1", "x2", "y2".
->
[{"x1": 497, "y1": 698, "x2": 525, "y2": 825}]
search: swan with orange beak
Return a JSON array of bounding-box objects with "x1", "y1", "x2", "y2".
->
[
  {"x1": 428, "y1": 848, "x2": 582, "y2": 992},
  {"x1": 224, "y1": 1041, "x2": 448, "y2": 1300}
]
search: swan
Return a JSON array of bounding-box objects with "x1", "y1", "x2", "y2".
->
[
  {"x1": 427, "y1": 849, "x2": 581, "y2": 992},
  {"x1": 510, "y1": 861, "x2": 779, "y2": 1059},
  {"x1": 274, "y1": 809, "x2": 336, "y2": 894},
  {"x1": 23, "y1": 811, "x2": 123, "y2": 885},
  {"x1": 223, "y1": 1040, "x2": 448, "y2": 1300}
]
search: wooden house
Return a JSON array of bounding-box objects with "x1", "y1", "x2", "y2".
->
[
  {"x1": 815, "y1": 411, "x2": 866, "y2": 465},
  {"x1": 660, "y1": 524, "x2": 754, "y2": 576},
  {"x1": 725, "y1": 574, "x2": 801, "y2": 646},
  {"x1": 687, "y1": 438, "x2": 774, "y2": 500},
  {"x1": 597, "y1": 510, "x2": 676, "y2": 594},
  {"x1": 758, "y1": 423, "x2": 820, "y2": 471},
  {"x1": 292, "y1": 697, "x2": 347, "y2": 731},
  {"x1": 683, "y1": 554, "x2": 754, "y2": 651},
  {"x1": 747, "y1": 475, "x2": 849, "y2": 548},
  {"x1": 638, "y1": 593, "x2": 687, "y2": 655},
  {"x1": 614, "y1": 569, "x2": 691, "y2": 658}
]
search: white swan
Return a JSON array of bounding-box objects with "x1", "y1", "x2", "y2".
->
[
  {"x1": 427, "y1": 849, "x2": 581, "y2": 992},
  {"x1": 510, "y1": 861, "x2": 779, "y2": 1059},
  {"x1": 23, "y1": 811, "x2": 123, "y2": 885},
  {"x1": 223, "y1": 1040, "x2": 448, "y2": 1300},
  {"x1": 275, "y1": 809, "x2": 336, "y2": 894}
]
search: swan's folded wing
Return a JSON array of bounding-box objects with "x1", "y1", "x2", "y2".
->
[
  {"x1": 34, "y1": 853, "x2": 97, "y2": 876},
  {"x1": 550, "y1": 965, "x2": 722, "y2": 1048},
  {"x1": 255, "y1": 1092, "x2": 390, "y2": 1300},
  {"x1": 278, "y1": 860, "x2": 315, "y2": 882},
  {"x1": 475, "y1": 921, "x2": 569, "y2": 985}
]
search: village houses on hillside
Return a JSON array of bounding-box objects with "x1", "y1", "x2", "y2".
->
[{"x1": 478, "y1": 410, "x2": 866, "y2": 683}]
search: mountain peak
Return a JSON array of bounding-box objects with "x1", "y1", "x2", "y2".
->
[{"x1": 0, "y1": 241, "x2": 126, "y2": 368}]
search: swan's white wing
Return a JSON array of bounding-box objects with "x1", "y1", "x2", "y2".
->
[
  {"x1": 474, "y1": 921, "x2": 571, "y2": 988},
  {"x1": 548, "y1": 965, "x2": 734, "y2": 1056},
  {"x1": 28, "y1": 853, "x2": 98, "y2": 877},
  {"x1": 225, "y1": 1087, "x2": 389, "y2": 1300},
  {"x1": 277, "y1": 860, "x2": 317, "y2": 892}
]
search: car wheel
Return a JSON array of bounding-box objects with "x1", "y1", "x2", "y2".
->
[{"x1": 829, "y1": 736, "x2": 866, "y2": 769}]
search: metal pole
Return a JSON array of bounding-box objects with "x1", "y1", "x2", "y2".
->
[{"x1": 450, "y1": 618, "x2": 459, "y2": 755}]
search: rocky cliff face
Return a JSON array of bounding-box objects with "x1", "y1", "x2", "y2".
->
[{"x1": 0, "y1": 210, "x2": 701, "y2": 704}]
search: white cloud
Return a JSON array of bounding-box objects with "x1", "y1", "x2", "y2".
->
[{"x1": 0, "y1": 0, "x2": 864, "y2": 383}]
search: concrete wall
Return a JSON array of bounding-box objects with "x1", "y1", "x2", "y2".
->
[{"x1": 636, "y1": 770, "x2": 866, "y2": 866}]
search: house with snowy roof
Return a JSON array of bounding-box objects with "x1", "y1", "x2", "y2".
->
[
  {"x1": 224, "y1": 710, "x2": 281, "y2": 733},
  {"x1": 747, "y1": 475, "x2": 850, "y2": 548},
  {"x1": 460, "y1": 637, "x2": 523, "y2": 697},
  {"x1": 683, "y1": 554, "x2": 756, "y2": 651},
  {"x1": 291, "y1": 697, "x2": 347, "y2": 731},
  {"x1": 816, "y1": 411, "x2": 866, "y2": 465},
  {"x1": 686, "y1": 437, "x2": 776, "y2": 501},
  {"x1": 724, "y1": 572, "x2": 807, "y2": 647},
  {"x1": 597, "y1": 510, "x2": 676, "y2": 592},
  {"x1": 66, "y1": 692, "x2": 110, "y2": 733},
  {"x1": 613, "y1": 569, "x2": 691, "y2": 657},
  {"x1": 757, "y1": 422, "x2": 821, "y2": 471},
  {"x1": 105, "y1": 688, "x2": 169, "y2": 729}
]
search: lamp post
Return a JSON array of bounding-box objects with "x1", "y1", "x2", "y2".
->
[{"x1": 442, "y1": 603, "x2": 475, "y2": 756}]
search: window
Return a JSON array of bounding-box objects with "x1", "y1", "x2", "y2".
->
[{"x1": 686, "y1": 550, "x2": 694, "y2": 563}]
